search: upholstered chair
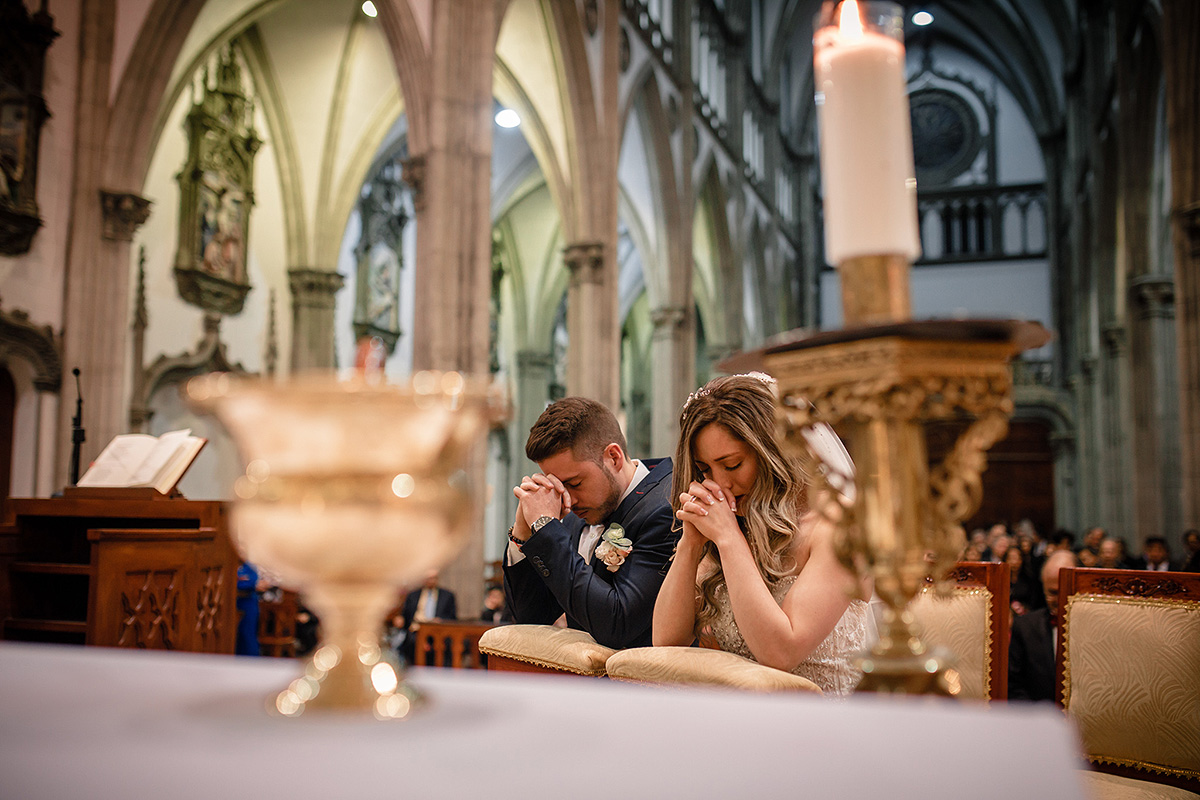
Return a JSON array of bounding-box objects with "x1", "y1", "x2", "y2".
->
[
  {"x1": 908, "y1": 561, "x2": 1009, "y2": 701},
  {"x1": 1057, "y1": 567, "x2": 1200, "y2": 800}
]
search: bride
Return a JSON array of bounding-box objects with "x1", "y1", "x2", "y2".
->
[{"x1": 652, "y1": 373, "x2": 872, "y2": 697}]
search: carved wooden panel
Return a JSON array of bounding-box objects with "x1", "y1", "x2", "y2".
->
[
  {"x1": 193, "y1": 564, "x2": 227, "y2": 651},
  {"x1": 117, "y1": 569, "x2": 181, "y2": 649}
]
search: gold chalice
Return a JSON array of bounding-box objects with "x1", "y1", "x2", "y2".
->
[{"x1": 187, "y1": 370, "x2": 504, "y2": 717}]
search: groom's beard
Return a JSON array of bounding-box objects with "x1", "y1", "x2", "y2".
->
[{"x1": 576, "y1": 468, "x2": 623, "y2": 525}]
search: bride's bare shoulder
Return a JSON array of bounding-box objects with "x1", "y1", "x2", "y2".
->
[
  {"x1": 786, "y1": 509, "x2": 826, "y2": 569},
  {"x1": 798, "y1": 509, "x2": 871, "y2": 596},
  {"x1": 797, "y1": 509, "x2": 838, "y2": 550}
]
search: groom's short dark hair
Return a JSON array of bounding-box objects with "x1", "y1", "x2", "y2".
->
[{"x1": 526, "y1": 397, "x2": 627, "y2": 464}]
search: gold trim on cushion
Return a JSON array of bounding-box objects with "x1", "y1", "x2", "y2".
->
[
  {"x1": 605, "y1": 646, "x2": 824, "y2": 693},
  {"x1": 477, "y1": 625, "x2": 615, "y2": 676},
  {"x1": 1063, "y1": 594, "x2": 1200, "y2": 782},
  {"x1": 909, "y1": 585, "x2": 993, "y2": 700}
]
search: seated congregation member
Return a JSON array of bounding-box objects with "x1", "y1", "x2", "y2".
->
[
  {"x1": 1006, "y1": 547, "x2": 1044, "y2": 616},
  {"x1": 396, "y1": 571, "x2": 457, "y2": 665},
  {"x1": 1142, "y1": 536, "x2": 1172, "y2": 572},
  {"x1": 503, "y1": 397, "x2": 676, "y2": 649},
  {"x1": 1098, "y1": 537, "x2": 1137, "y2": 569},
  {"x1": 1183, "y1": 529, "x2": 1200, "y2": 572},
  {"x1": 480, "y1": 584, "x2": 512, "y2": 624},
  {"x1": 1008, "y1": 549, "x2": 1078, "y2": 702},
  {"x1": 235, "y1": 562, "x2": 261, "y2": 656},
  {"x1": 652, "y1": 374, "x2": 872, "y2": 697}
]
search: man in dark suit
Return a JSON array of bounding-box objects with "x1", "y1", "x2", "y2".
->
[
  {"x1": 396, "y1": 571, "x2": 457, "y2": 664},
  {"x1": 1008, "y1": 549, "x2": 1078, "y2": 702},
  {"x1": 504, "y1": 397, "x2": 677, "y2": 650}
]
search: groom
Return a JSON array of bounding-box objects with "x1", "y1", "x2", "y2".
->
[{"x1": 504, "y1": 397, "x2": 676, "y2": 649}]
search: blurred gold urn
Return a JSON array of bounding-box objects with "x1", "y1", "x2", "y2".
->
[{"x1": 188, "y1": 370, "x2": 504, "y2": 717}]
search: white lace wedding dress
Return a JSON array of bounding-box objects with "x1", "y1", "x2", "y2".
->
[{"x1": 709, "y1": 575, "x2": 869, "y2": 697}]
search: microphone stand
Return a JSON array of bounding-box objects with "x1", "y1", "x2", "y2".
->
[{"x1": 68, "y1": 368, "x2": 85, "y2": 486}]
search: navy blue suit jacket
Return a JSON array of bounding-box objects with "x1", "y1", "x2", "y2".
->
[{"x1": 503, "y1": 457, "x2": 677, "y2": 649}]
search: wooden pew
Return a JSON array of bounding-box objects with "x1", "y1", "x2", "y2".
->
[
  {"x1": 256, "y1": 589, "x2": 299, "y2": 657},
  {"x1": 413, "y1": 620, "x2": 496, "y2": 668}
]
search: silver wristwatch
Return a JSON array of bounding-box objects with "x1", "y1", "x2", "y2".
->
[{"x1": 531, "y1": 515, "x2": 556, "y2": 534}]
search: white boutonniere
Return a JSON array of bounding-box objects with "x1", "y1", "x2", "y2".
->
[{"x1": 594, "y1": 523, "x2": 633, "y2": 572}]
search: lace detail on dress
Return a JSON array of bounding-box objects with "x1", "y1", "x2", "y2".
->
[{"x1": 708, "y1": 575, "x2": 867, "y2": 697}]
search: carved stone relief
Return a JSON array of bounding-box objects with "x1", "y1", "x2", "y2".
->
[
  {"x1": 353, "y1": 156, "x2": 409, "y2": 354},
  {"x1": 0, "y1": 0, "x2": 58, "y2": 255},
  {"x1": 584, "y1": 0, "x2": 599, "y2": 36},
  {"x1": 100, "y1": 191, "x2": 152, "y2": 242},
  {"x1": 173, "y1": 45, "x2": 262, "y2": 316}
]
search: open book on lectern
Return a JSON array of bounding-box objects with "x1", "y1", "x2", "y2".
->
[{"x1": 76, "y1": 429, "x2": 207, "y2": 496}]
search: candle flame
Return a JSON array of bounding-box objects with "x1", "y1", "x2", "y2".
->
[{"x1": 838, "y1": 0, "x2": 864, "y2": 41}]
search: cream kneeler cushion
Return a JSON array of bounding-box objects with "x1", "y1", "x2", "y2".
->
[
  {"x1": 478, "y1": 624, "x2": 615, "y2": 676},
  {"x1": 606, "y1": 646, "x2": 824, "y2": 694}
]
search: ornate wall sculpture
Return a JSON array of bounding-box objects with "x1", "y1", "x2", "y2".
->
[
  {"x1": 489, "y1": 228, "x2": 506, "y2": 374},
  {"x1": 173, "y1": 46, "x2": 262, "y2": 316},
  {"x1": 352, "y1": 157, "x2": 409, "y2": 353},
  {"x1": 0, "y1": 0, "x2": 58, "y2": 255}
]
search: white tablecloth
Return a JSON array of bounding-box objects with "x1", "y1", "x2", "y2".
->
[{"x1": 0, "y1": 642, "x2": 1087, "y2": 799}]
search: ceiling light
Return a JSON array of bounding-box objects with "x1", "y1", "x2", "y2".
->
[
  {"x1": 495, "y1": 108, "x2": 521, "y2": 128},
  {"x1": 912, "y1": 10, "x2": 933, "y2": 26},
  {"x1": 361, "y1": 1, "x2": 377, "y2": 18}
]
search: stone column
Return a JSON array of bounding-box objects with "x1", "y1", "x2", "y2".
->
[
  {"x1": 513, "y1": 348, "x2": 553, "y2": 466},
  {"x1": 1073, "y1": 355, "x2": 1100, "y2": 528},
  {"x1": 564, "y1": 242, "x2": 616, "y2": 404},
  {"x1": 409, "y1": 0, "x2": 495, "y2": 378},
  {"x1": 57, "y1": 0, "x2": 124, "y2": 482},
  {"x1": 1049, "y1": 431, "x2": 1077, "y2": 534},
  {"x1": 1128, "y1": 276, "x2": 1180, "y2": 548},
  {"x1": 508, "y1": 347, "x2": 555, "y2": 539},
  {"x1": 1100, "y1": 324, "x2": 1133, "y2": 539},
  {"x1": 288, "y1": 269, "x2": 344, "y2": 370},
  {"x1": 34, "y1": 384, "x2": 60, "y2": 497},
  {"x1": 795, "y1": 153, "x2": 821, "y2": 326},
  {"x1": 1162, "y1": 0, "x2": 1200, "y2": 528},
  {"x1": 649, "y1": 305, "x2": 687, "y2": 457},
  {"x1": 403, "y1": 0, "x2": 499, "y2": 618}
]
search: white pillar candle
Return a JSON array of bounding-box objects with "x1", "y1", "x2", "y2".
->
[{"x1": 814, "y1": 0, "x2": 920, "y2": 264}]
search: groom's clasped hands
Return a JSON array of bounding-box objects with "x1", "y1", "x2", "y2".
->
[{"x1": 512, "y1": 473, "x2": 572, "y2": 535}]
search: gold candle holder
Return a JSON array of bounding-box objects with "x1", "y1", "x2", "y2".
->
[{"x1": 757, "y1": 307, "x2": 1049, "y2": 695}]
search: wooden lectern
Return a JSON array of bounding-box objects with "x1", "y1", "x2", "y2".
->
[{"x1": 0, "y1": 488, "x2": 237, "y2": 653}]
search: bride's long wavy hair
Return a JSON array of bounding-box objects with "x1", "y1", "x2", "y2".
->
[{"x1": 673, "y1": 374, "x2": 810, "y2": 637}]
